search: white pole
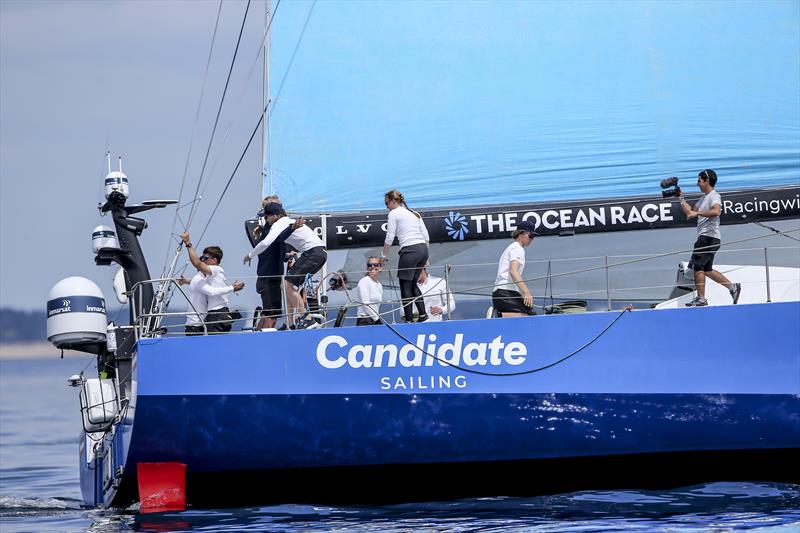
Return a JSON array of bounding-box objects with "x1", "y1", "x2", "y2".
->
[
  {"x1": 106, "y1": 151, "x2": 111, "y2": 174},
  {"x1": 320, "y1": 214, "x2": 328, "y2": 306},
  {"x1": 262, "y1": 0, "x2": 272, "y2": 197}
]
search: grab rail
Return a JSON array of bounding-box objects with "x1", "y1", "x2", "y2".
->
[{"x1": 124, "y1": 229, "x2": 799, "y2": 340}]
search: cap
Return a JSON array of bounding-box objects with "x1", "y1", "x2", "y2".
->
[
  {"x1": 517, "y1": 220, "x2": 539, "y2": 235},
  {"x1": 258, "y1": 203, "x2": 283, "y2": 217}
]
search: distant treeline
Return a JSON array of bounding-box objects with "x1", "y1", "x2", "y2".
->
[
  {"x1": 0, "y1": 308, "x2": 47, "y2": 343},
  {"x1": 0, "y1": 308, "x2": 130, "y2": 343}
]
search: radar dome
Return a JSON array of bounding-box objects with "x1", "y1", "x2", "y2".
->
[
  {"x1": 47, "y1": 277, "x2": 107, "y2": 349},
  {"x1": 92, "y1": 226, "x2": 118, "y2": 253},
  {"x1": 104, "y1": 171, "x2": 129, "y2": 199}
]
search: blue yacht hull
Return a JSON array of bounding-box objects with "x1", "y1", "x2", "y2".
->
[{"x1": 85, "y1": 302, "x2": 800, "y2": 507}]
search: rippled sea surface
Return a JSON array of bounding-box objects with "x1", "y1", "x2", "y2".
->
[{"x1": 1, "y1": 357, "x2": 798, "y2": 532}]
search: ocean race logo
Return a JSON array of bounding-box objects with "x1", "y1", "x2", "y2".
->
[
  {"x1": 316, "y1": 333, "x2": 527, "y2": 391},
  {"x1": 444, "y1": 211, "x2": 470, "y2": 240},
  {"x1": 324, "y1": 187, "x2": 800, "y2": 247}
]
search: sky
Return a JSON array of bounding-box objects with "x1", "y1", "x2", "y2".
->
[
  {"x1": 2, "y1": 1, "x2": 268, "y2": 311},
  {"x1": 1, "y1": 0, "x2": 798, "y2": 312}
]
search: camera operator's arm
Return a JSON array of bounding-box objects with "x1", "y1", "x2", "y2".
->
[
  {"x1": 509, "y1": 260, "x2": 533, "y2": 308},
  {"x1": 679, "y1": 191, "x2": 721, "y2": 219},
  {"x1": 695, "y1": 203, "x2": 721, "y2": 218}
]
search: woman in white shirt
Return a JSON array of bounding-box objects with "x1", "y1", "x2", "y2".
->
[
  {"x1": 381, "y1": 189, "x2": 430, "y2": 323},
  {"x1": 356, "y1": 256, "x2": 384, "y2": 326},
  {"x1": 492, "y1": 220, "x2": 537, "y2": 317}
]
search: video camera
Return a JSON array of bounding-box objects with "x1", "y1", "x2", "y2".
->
[
  {"x1": 660, "y1": 177, "x2": 681, "y2": 198},
  {"x1": 328, "y1": 270, "x2": 349, "y2": 291}
]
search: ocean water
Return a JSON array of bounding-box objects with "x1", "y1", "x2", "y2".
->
[{"x1": 1, "y1": 357, "x2": 798, "y2": 533}]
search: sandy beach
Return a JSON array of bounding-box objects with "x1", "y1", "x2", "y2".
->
[{"x1": 0, "y1": 342, "x2": 89, "y2": 360}]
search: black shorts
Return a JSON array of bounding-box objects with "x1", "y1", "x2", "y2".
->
[
  {"x1": 690, "y1": 235, "x2": 721, "y2": 272},
  {"x1": 256, "y1": 277, "x2": 282, "y2": 318},
  {"x1": 185, "y1": 325, "x2": 205, "y2": 336},
  {"x1": 492, "y1": 289, "x2": 535, "y2": 316},
  {"x1": 397, "y1": 243, "x2": 429, "y2": 282},
  {"x1": 206, "y1": 307, "x2": 233, "y2": 333},
  {"x1": 285, "y1": 247, "x2": 327, "y2": 287}
]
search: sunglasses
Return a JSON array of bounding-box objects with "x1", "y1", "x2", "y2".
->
[
  {"x1": 199, "y1": 255, "x2": 210, "y2": 262},
  {"x1": 367, "y1": 262, "x2": 381, "y2": 268}
]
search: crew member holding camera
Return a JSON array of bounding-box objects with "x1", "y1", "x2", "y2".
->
[{"x1": 679, "y1": 169, "x2": 741, "y2": 307}]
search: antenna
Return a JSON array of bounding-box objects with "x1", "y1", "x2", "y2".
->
[
  {"x1": 107, "y1": 151, "x2": 112, "y2": 174},
  {"x1": 118, "y1": 157, "x2": 123, "y2": 173}
]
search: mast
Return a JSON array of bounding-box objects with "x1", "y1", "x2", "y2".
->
[{"x1": 262, "y1": 0, "x2": 272, "y2": 197}]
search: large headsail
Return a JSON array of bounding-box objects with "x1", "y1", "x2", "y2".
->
[{"x1": 266, "y1": 1, "x2": 799, "y2": 212}]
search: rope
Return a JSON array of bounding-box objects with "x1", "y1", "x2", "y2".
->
[{"x1": 378, "y1": 307, "x2": 632, "y2": 377}]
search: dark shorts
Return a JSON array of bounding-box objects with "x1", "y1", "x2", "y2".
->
[
  {"x1": 285, "y1": 246, "x2": 327, "y2": 287},
  {"x1": 206, "y1": 307, "x2": 233, "y2": 333},
  {"x1": 256, "y1": 277, "x2": 282, "y2": 318},
  {"x1": 492, "y1": 289, "x2": 535, "y2": 316},
  {"x1": 185, "y1": 325, "x2": 205, "y2": 336},
  {"x1": 690, "y1": 235, "x2": 721, "y2": 272},
  {"x1": 397, "y1": 243, "x2": 429, "y2": 281}
]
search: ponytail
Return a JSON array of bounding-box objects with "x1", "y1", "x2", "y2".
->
[{"x1": 385, "y1": 189, "x2": 421, "y2": 218}]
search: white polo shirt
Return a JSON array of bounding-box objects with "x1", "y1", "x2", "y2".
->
[{"x1": 494, "y1": 241, "x2": 526, "y2": 293}]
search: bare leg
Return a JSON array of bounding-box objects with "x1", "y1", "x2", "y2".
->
[
  {"x1": 500, "y1": 312, "x2": 527, "y2": 318},
  {"x1": 705, "y1": 270, "x2": 733, "y2": 290},
  {"x1": 694, "y1": 270, "x2": 706, "y2": 299},
  {"x1": 284, "y1": 279, "x2": 298, "y2": 327},
  {"x1": 257, "y1": 316, "x2": 276, "y2": 329}
]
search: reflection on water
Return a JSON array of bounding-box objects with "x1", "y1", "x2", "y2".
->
[{"x1": 1, "y1": 359, "x2": 798, "y2": 532}]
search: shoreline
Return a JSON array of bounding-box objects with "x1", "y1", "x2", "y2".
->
[{"x1": 0, "y1": 342, "x2": 87, "y2": 360}]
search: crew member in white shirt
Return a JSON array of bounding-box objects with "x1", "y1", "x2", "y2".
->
[
  {"x1": 382, "y1": 189, "x2": 430, "y2": 323},
  {"x1": 244, "y1": 203, "x2": 326, "y2": 328},
  {"x1": 356, "y1": 256, "x2": 384, "y2": 326},
  {"x1": 177, "y1": 271, "x2": 209, "y2": 335},
  {"x1": 181, "y1": 232, "x2": 245, "y2": 333},
  {"x1": 415, "y1": 263, "x2": 455, "y2": 321},
  {"x1": 492, "y1": 220, "x2": 537, "y2": 318}
]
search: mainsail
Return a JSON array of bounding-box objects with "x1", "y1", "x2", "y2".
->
[{"x1": 267, "y1": 1, "x2": 799, "y2": 212}]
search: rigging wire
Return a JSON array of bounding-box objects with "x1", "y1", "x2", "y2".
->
[
  {"x1": 197, "y1": 104, "x2": 266, "y2": 243},
  {"x1": 753, "y1": 221, "x2": 800, "y2": 242},
  {"x1": 160, "y1": 0, "x2": 224, "y2": 277},
  {"x1": 196, "y1": 0, "x2": 283, "y2": 212},
  {"x1": 185, "y1": 0, "x2": 252, "y2": 232},
  {"x1": 195, "y1": 0, "x2": 316, "y2": 243}
]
